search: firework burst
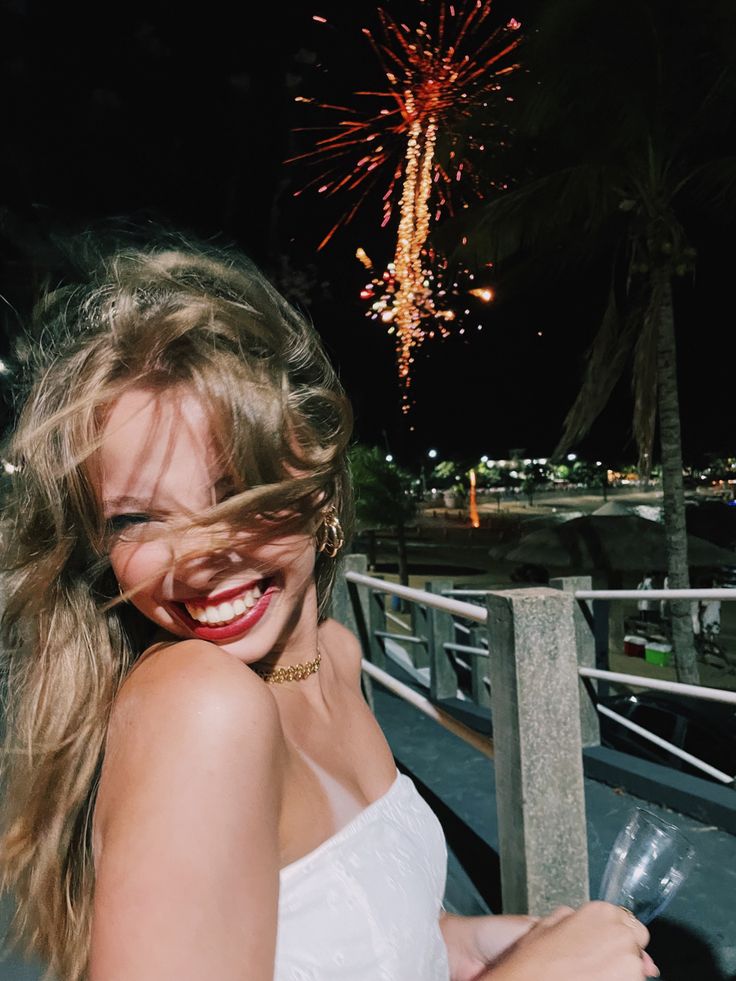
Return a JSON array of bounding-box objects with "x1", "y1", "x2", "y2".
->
[{"x1": 291, "y1": 2, "x2": 522, "y2": 412}]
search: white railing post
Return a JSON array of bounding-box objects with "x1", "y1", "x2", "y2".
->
[
  {"x1": 551, "y1": 576, "x2": 600, "y2": 748},
  {"x1": 486, "y1": 587, "x2": 589, "y2": 915}
]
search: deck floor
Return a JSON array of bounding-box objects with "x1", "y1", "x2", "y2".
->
[{"x1": 371, "y1": 681, "x2": 736, "y2": 981}]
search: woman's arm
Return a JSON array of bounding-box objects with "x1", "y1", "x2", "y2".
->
[
  {"x1": 442, "y1": 903, "x2": 657, "y2": 981},
  {"x1": 90, "y1": 640, "x2": 284, "y2": 981},
  {"x1": 440, "y1": 912, "x2": 537, "y2": 981}
]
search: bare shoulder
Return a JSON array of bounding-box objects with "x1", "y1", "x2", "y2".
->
[
  {"x1": 96, "y1": 639, "x2": 284, "y2": 844},
  {"x1": 115, "y1": 637, "x2": 278, "y2": 716},
  {"x1": 106, "y1": 640, "x2": 280, "y2": 759},
  {"x1": 319, "y1": 617, "x2": 364, "y2": 686},
  {"x1": 91, "y1": 640, "x2": 283, "y2": 979}
]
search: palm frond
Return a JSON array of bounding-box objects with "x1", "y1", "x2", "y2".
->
[
  {"x1": 631, "y1": 283, "x2": 662, "y2": 475},
  {"x1": 677, "y1": 157, "x2": 736, "y2": 220},
  {"x1": 438, "y1": 163, "x2": 621, "y2": 268},
  {"x1": 553, "y1": 287, "x2": 637, "y2": 460}
]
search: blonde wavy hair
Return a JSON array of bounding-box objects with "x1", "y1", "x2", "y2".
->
[{"x1": 0, "y1": 243, "x2": 353, "y2": 980}]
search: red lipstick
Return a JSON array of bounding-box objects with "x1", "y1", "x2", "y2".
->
[{"x1": 168, "y1": 581, "x2": 277, "y2": 642}]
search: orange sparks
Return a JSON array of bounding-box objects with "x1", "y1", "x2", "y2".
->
[
  {"x1": 469, "y1": 469, "x2": 480, "y2": 528},
  {"x1": 291, "y1": 2, "x2": 522, "y2": 408},
  {"x1": 469, "y1": 287, "x2": 495, "y2": 301}
]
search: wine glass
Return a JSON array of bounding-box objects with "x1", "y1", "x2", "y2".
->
[{"x1": 598, "y1": 806, "x2": 696, "y2": 924}]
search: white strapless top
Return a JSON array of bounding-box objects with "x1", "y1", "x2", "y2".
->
[{"x1": 275, "y1": 771, "x2": 450, "y2": 981}]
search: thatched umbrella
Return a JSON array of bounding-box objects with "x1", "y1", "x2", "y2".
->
[
  {"x1": 502, "y1": 508, "x2": 734, "y2": 658},
  {"x1": 504, "y1": 511, "x2": 734, "y2": 573}
]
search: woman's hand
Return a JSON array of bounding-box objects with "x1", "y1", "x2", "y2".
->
[
  {"x1": 480, "y1": 902, "x2": 659, "y2": 981},
  {"x1": 439, "y1": 911, "x2": 538, "y2": 981}
]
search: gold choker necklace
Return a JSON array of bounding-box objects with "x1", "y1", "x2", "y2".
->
[{"x1": 253, "y1": 650, "x2": 321, "y2": 684}]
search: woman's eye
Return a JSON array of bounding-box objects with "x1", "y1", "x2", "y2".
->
[{"x1": 107, "y1": 513, "x2": 151, "y2": 533}]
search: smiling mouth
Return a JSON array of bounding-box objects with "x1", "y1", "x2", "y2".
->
[{"x1": 168, "y1": 576, "x2": 277, "y2": 636}]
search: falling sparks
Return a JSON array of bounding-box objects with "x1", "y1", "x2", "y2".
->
[{"x1": 293, "y1": 3, "x2": 522, "y2": 411}]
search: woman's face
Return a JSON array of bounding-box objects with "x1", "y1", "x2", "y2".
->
[{"x1": 97, "y1": 386, "x2": 318, "y2": 664}]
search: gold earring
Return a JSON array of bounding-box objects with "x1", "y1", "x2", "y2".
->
[{"x1": 316, "y1": 505, "x2": 344, "y2": 558}]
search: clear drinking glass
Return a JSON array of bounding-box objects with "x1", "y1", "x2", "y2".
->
[{"x1": 598, "y1": 807, "x2": 696, "y2": 924}]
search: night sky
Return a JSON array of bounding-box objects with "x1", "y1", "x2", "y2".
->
[{"x1": 1, "y1": 0, "x2": 734, "y2": 468}]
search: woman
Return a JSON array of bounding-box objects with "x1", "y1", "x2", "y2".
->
[{"x1": 0, "y1": 244, "x2": 656, "y2": 980}]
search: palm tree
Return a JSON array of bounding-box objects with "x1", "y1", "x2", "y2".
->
[
  {"x1": 349, "y1": 445, "x2": 418, "y2": 587},
  {"x1": 449, "y1": 0, "x2": 736, "y2": 683}
]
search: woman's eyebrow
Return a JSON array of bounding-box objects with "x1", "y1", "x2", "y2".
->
[{"x1": 102, "y1": 495, "x2": 153, "y2": 513}]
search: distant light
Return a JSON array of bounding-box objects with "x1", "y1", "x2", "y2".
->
[
  {"x1": 596, "y1": 460, "x2": 602, "y2": 466},
  {"x1": 567, "y1": 453, "x2": 577, "y2": 462},
  {"x1": 538, "y1": 457, "x2": 547, "y2": 465},
  {"x1": 428, "y1": 448, "x2": 438, "y2": 459},
  {"x1": 312, "y1": 14, "x2": 328, "y2": 23},
  {"x1": 385, "y1": 454, "x2": 393, "y2": 463},
  {"x1": 481, "y1": 455, "x2": 489, "y2": 463}
]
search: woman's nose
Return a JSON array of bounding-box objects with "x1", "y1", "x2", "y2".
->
[{"x1": 167, "y1": 525, "x2": 251, "y2": 584}]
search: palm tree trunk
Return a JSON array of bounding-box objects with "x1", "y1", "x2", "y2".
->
[
  {"x1": 366, "y1": 529, "x2": 377, "y2": 571},
  {"x1": 396, "y1": 522, "x2": 409, "y2": 587},
  {"x1": 656, "y1": 273, "x2": 699, "y2": 684}
]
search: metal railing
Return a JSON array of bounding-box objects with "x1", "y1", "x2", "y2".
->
[
  {"x1": 334, "y1": 558, "x2": 591, "y2": 915},
  {"x1": 439, "y1": 581, "x2": 736, "y2": 785},
  {"x1": 330, "y1": 557, "x2": 736, "y2": 915},
  {"x1": 571, "y1": 584, "x2": 736, "y2": 785}
]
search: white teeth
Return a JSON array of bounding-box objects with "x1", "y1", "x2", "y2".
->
[
  {"x1": 183, "y1": 585, "x2": 264, "y2": 627},
  {"x1": 219, "y1": 602, "x2": 235, "y2": 623}
]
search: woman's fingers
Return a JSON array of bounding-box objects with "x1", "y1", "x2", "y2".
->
[
  {"x1": 538, "y1": 905, "x2": 575, "y2": 928},
  {"x1": 641, "y1": 950, "x2": 660, "y2": 978},
  {"x1": 616, "y1": 905, "x2": 650, "y2": 951}
]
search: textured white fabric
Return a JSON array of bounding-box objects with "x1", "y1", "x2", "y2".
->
[{"x1": 274, "y1": 771, "x2": 450, "y2": 981}]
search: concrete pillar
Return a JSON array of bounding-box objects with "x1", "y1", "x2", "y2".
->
[
  {"x1": 330, "y1": 553, "x2": 368, "y2": 638},
  {"x1": 425, "y1": 579, "x2": 457, "y2": 701},
  {"x1": 551, "y1": 576, "x2": 600, "y2": 748},
  {"x1": 329, "y1": 554, "x2": 374, "y2": 706},
  {"x1": 367, "y1": 581, "x2": 387, "y2": 669},
  {"x1": 486, "y1": 587, "x2": 589, "y2": 916},
  {"x1": 471, "y1": 651, "x2": 491, "y2": 708},
  {"x1": 409, "y1": 593, "x2": 430, "y2": 669}
]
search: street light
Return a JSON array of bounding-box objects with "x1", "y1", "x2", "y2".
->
[
  {"x1": 422, "y1": 449, "x2": 438, "y2": 497},
  {"x1": 385, "y1": 454, "x2": 393, "y2": 463}
]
